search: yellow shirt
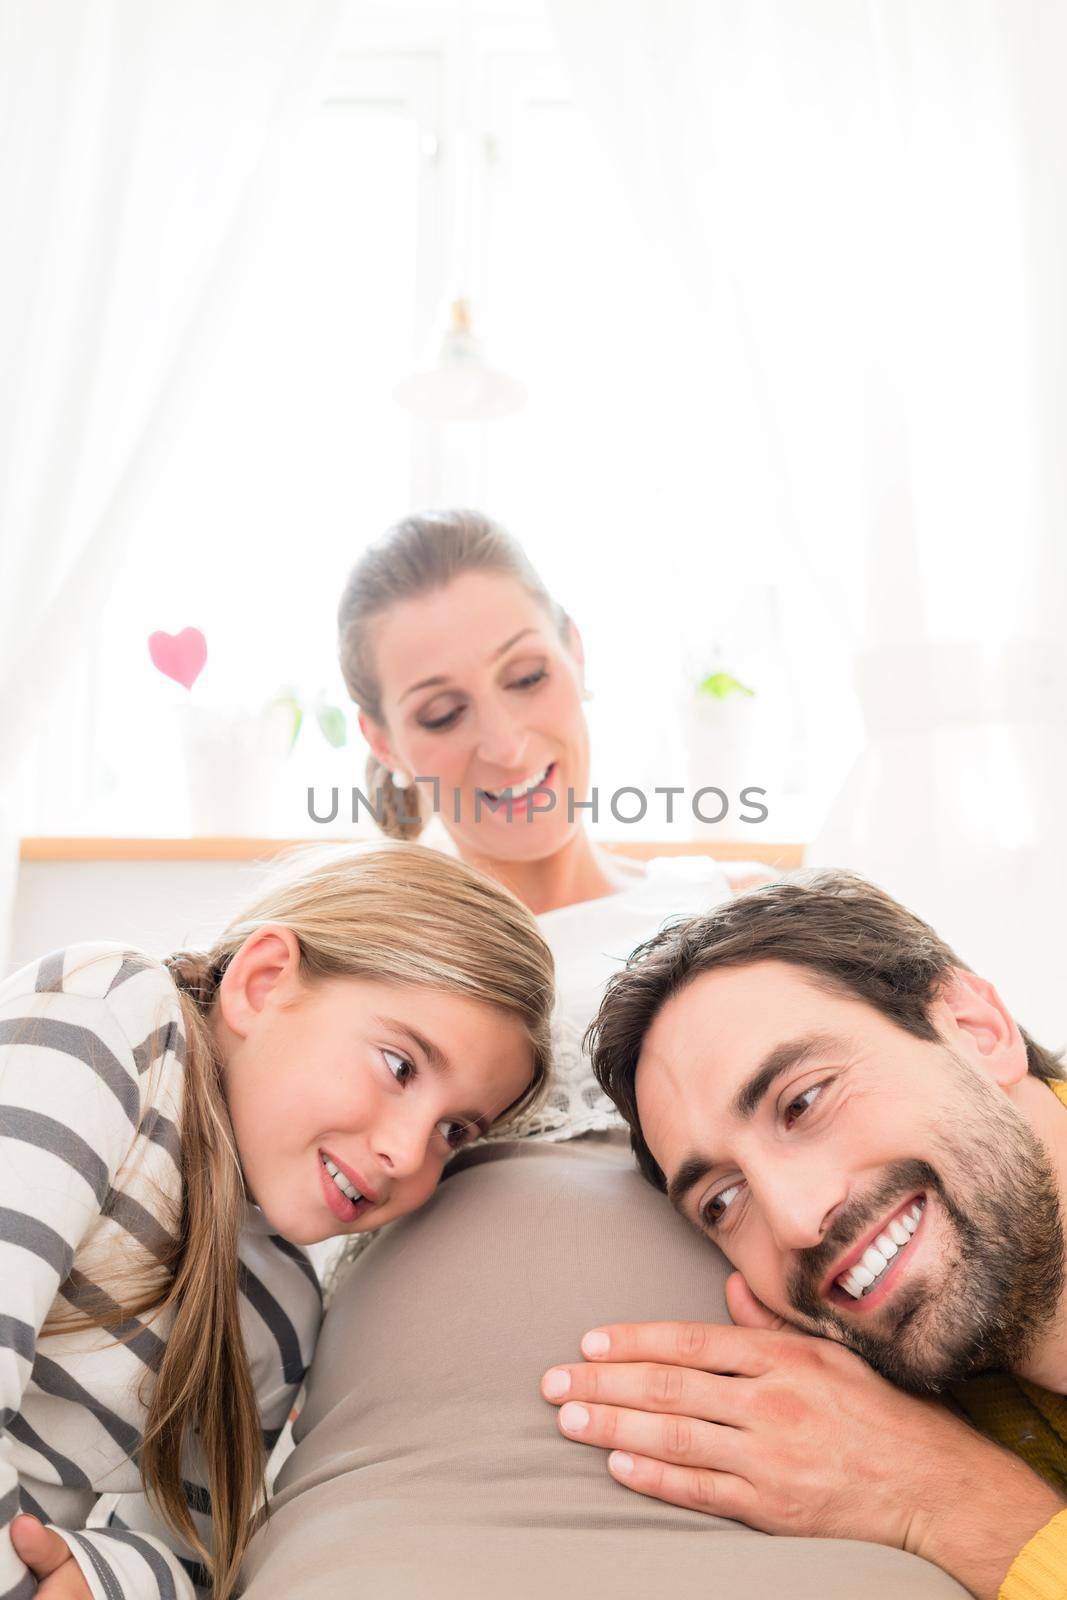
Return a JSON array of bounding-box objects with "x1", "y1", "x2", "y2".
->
[{"x1": 947, "y1": 1077, "x2": 1067, "y2": 1599}]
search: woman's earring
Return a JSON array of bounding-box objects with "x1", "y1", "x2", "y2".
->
[
  {"x1": 391, "y1": 767, "x2": 411, "y2": 789},
  {"x1": 581, "y1": 687, "x2": 594, "y2": 703}
]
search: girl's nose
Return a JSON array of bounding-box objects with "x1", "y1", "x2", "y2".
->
[{"x1": 372, "y1": 1109, "x2": 433, "y2": 1179}]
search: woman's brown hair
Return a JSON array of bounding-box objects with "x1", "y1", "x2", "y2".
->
[
  {"x1": 58, "y1": 843, "x2": 554, "y2": 1598},
  {"x1": 588, "y1": 868, "x2": 1064, "y2": 1192},
  {"x1": 337, "y1": 509, "x2": 569, "y2": 839}
]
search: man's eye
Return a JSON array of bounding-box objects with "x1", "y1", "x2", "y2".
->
[
  {"x1": 699, "y1": 1180, "x2": 743, "y2": 1231},
  {"x1": 782, "y1": 1083, "x2": 825, "y2": 1129},
  {"x1": 383, "y1": 1048, "x2": 415, "y2": 1085}
]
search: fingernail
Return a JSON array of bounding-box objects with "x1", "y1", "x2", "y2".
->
[
  {"x1": 542, "y1": 1368, "x2": 571, "y2": 1399},
  {"x1": 582, "y1": 1330, "x2": 610, "y2": 1357},
  {"x1": 610, "y1": 1451, "x2": 634, "y2": 1476},
  {"x1": 559, "y1": 1402, "x2": 590, "y2": 1432}
]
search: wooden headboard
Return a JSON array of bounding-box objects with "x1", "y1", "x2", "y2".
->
[
  {"x1": 604, "y1": 839, "x2": 804, "y2": 871},
  {"x1": 19, "y1": 836, "x2": 806, "y2": 870}
]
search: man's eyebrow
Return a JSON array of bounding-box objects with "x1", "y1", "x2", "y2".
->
[
  {"x1": 398, "y1": 628, "x2": 540, "y2": 704},
  {"x1": 729, "y1": 1031, "x2": 844, "y2": 1121},
  {"x1": 665, "y1": 1032, "x2": 845, "y2": 1215},
  {"x1": 376, "y1": 1017, "x2": 491, "y2": 1137}
]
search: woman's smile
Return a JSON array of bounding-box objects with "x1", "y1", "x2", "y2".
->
[{"x1": 477, "y1": 761, "x2": 559, "y2": 817}]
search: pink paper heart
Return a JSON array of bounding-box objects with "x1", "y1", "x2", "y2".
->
[{"x1": 148, "y1": 628, "x2": 207, "y2": 690}]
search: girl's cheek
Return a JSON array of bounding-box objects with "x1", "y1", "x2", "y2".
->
[{"x1": 392, "y1": 1177, "x2": 435, "y2": 1221}]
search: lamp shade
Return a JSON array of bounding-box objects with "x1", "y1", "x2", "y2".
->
[{"x1": 393, "y1": 299, "x2": 526, "y2": 421}]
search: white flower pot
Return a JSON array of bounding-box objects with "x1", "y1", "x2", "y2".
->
[
  {"x1": 181, "y1": 704, "x2": 290, "y2": 836},
  {"x1": 683, "y1": 694, "x2": 761, "y2": 839}
]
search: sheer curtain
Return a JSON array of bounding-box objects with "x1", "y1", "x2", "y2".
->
[
  {"x1": 0, "y1": 0, "x2": 342, "y2": 973},
  {"x1": 549, "y1": 0, "x2": 1067, "y2": 1043}
]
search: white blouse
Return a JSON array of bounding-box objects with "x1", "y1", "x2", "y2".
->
[{"x1": 491, "y1": 856, "x2": 735, "y2": 1143}]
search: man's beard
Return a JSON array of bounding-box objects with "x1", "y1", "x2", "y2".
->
[{"x1": 784, "y1": 1056, "x2": 1066, "y2": 1395}]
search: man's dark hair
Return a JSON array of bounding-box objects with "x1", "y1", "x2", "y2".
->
[{"x1": 588, "y1": 868, "x2": 1064, "y2": 1191}]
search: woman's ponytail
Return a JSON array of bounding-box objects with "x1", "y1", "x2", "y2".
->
[{"x1": 364, "y1": 753, "x2": 424, "y2": 841}]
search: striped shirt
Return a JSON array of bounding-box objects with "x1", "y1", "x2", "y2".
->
[{"x1": 0, "y1": 943, "x2": 322, "y2": 1600}]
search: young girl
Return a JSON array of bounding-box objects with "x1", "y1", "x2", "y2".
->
[{"x1": 0, "y1": 842, "x2": 554, "y2": 1600}]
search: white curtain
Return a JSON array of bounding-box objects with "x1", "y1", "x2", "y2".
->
[
  {"x1": 0, "y1": 0, "x2": 342, "y2": 974},
  {"x1": 549, "y1": 0, "x2": 1067, "y2": 1045}
]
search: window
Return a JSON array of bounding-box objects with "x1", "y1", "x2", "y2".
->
[{"x1": 21, "y1": 0, "x2": 824, "y2": 842}]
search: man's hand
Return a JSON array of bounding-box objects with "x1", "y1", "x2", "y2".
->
[
  {"x1": 540, "y1": 1279, "x2": 1065, "y2": 1600},
  {"x1": 11, "y1": 1515, "x2": 93, "y2": 1598}
]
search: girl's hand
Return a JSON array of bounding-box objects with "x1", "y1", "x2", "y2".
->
[{"x1": 10, "y1": 1514, "x2": 93, "y2": 1598}]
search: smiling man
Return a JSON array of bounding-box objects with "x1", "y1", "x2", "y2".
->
[{"x1": 541, "y1": 871, "x2": 1067, "y2": 1600}]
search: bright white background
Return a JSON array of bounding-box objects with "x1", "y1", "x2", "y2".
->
[
  {"x1": 4, "y1": 0, "x2": 1065, "y2": 1043},
  {"x1": 12, "y1": 0, "x2": 830, "y2": 845}
]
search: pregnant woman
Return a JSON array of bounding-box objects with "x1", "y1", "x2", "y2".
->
[
  {"x1": 232, "y1": 521, "x2": 957, "y2": 1598},
  {"x1": 225, "y1": 518, "x2": 959, "y2": 1593},
  {"x1": 337, "y1": 508, "x2": 771, "y2": 1145}
]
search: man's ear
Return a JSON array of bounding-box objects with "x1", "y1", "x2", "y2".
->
[
  {"x1": 931, "y1": 968, "x2": 1028, "y2": 1088},
  {"x1": 358, "y1": 710, "x2": 396, "y2": 771}
]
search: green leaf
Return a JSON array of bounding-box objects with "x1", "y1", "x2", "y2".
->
[
  {"x1": 697, "y1": 670, "x2": 755, "y2": 701},
  {"x1": 270, "y1": 692, "x2": 304, "y2": 752},
  {"x1": 315, "y1": 702, "x2": 347, "y2": 748}
]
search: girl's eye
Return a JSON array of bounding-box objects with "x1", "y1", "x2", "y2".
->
[
  {"x1": 383, "y1": 1048, "x2": 415, "y2": 1086},
  {"x1": 782, "y1": 1082, "x2": 825, "y2": 1129},
  {"x1": 437, "y1": 1117, "x2": 475, "y2": 1151},
  {"x1": 699, "y1": 1180, "x2": 743, "y2": 1232}
]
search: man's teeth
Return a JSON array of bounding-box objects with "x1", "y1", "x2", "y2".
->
[
  {"x1": 836, "y1": 1199, "x2": 925, "y2": 1299},
  {"x1": 323, "y1": 1156, "x2": 362, "y2": 1204},
  {"x1": 486, "y1": 765, "x2": 550, "y2": 802}
]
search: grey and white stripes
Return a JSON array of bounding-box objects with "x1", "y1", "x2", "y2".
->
[{"x1": 0, "y1": 943, "x2": 322, "y2": 1600}]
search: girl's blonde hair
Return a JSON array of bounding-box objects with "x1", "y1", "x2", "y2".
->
[
  {"x1": 99, "y1": 843, "x2": 553, "y2": 1599},
  {"x1": 337, "y1": 509, "x2": 570, "y2": 839}
]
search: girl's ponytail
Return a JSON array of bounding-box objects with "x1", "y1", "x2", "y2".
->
[{"x1": 145, "y1": 953, "x2": 264, "y2": 1600}]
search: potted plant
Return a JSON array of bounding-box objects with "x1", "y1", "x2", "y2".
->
[
  {"x1": 149, "y1": 630, "x2": 349, "y2": 835},
  {"x1": 266, "y1": 685, "x2": 348, "y2": 754},
  {"x1": 683, "y1": 661, "x2": 759, "y2": 834}
]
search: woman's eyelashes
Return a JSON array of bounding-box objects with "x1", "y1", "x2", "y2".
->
[
  {"x1": 510, "y1": 666, "x2": 548, "y2": 691},
  {"x1": 414, "y1": 666, "x2": 550, "y2": 733},
  {"x1": 418, "y1": 702, "x2": 463, "y2": 732}
]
